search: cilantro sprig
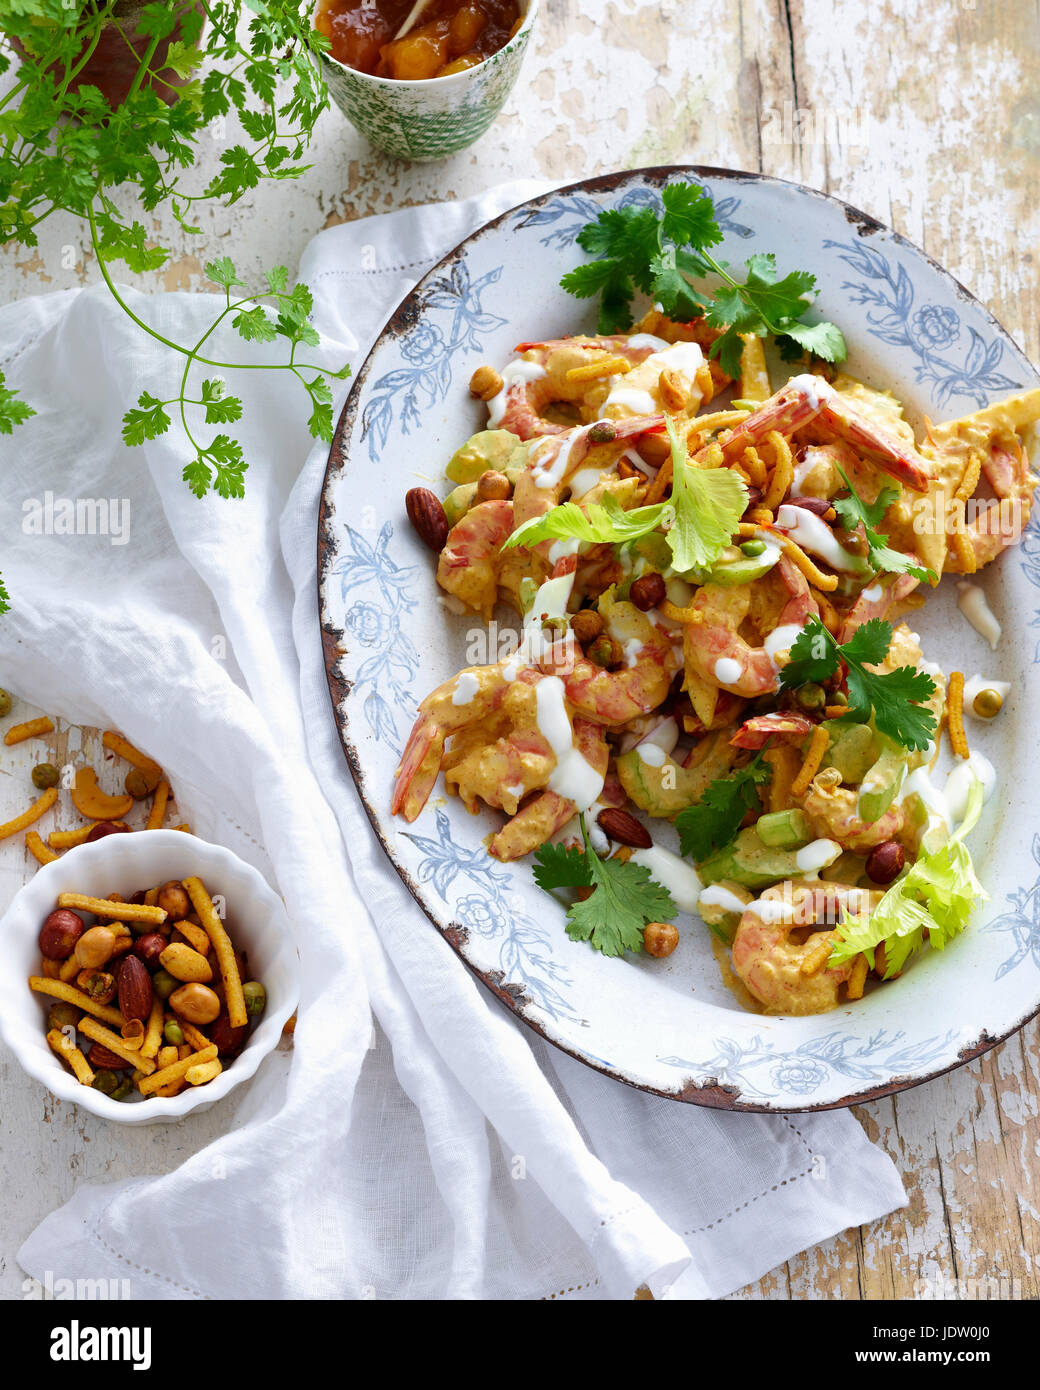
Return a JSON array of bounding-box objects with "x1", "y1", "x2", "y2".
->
[
  {"x1": 830, "y1": 466, "x2": 935, "y2": 584},
  {"x1": 779, "y1": 617, "x2": 937, "y2": 751},
  {"x1": 674, "y1": 752, "x2": 771, "y2": 862},
  {"x1": 560, "y1": 182, "x2": 847, "y2": 376},
  {"x1": 0, "y1": 2, "x2": 347, "y2": 561},
  {"x1": 533, "y1": 814, "x2": 675, "y2": 957},
  {"x1": 503, "y1": 419, "x2": 747, "y2": 576}
]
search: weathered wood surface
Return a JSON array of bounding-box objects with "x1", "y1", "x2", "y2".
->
[{"x1": 1, "y1": 0, "x2": 1038, "y2": 1300}]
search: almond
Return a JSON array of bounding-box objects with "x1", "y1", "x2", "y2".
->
[
  {"x1": 405, "y1": 487, "x2": 449, "y2": 551},
  {"x1": 87, "y1": 1043, "x2": 130, "y2": 1071},
  {"x1": 596, "y1": 807, "x2": 653, "y2": 850},
  {"x1": 117, "y1": 954, "x2": 153, "y2": 1023}
]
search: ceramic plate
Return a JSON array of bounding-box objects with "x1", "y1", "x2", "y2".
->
[{"x1": 317, "y1": 167, "x2": 1040, "y2": 1111}]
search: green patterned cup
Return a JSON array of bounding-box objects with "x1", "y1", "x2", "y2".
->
[{"x1": 319, "y1": 1, "x2": 538, "y2": 162}]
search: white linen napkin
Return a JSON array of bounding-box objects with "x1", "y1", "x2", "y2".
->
[{"x1": 4, "y1": 181, "x2": 906, "y2": 1300}]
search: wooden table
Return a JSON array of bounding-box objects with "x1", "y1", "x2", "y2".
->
[{"x1": 2, "y1": 0, "x2": 1038, "y2": 1300}]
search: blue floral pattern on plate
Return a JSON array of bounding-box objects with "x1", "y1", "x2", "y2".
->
[
  {"x1": 986, "y1": 833, "x2": 1040, "y2": 981},
  {"x1": 660, "y1": 1028, "x2": 959, "y2": 1101},
  {"x1": 361, "y1": 260, "x2": 507, "y2": 462},
  {"x1": 824, "y1": 238, "x2": 1022, "y2": 408},
  {"x1": 403, "y1": 809, "x2": 578, "y2": 1021},
  {"x1": 327, "y1": 522, "x2": 419, "y2": 754}
]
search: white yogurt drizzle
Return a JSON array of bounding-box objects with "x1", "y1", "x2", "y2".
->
[
  {"x1": 957, "y1": 581, "x2": 1001, "y2": 650},
  {"x1": 536, "y1": 676, "x2": 604, "y2": 811},
  {"x1": 486, "y1": 359, "x2": 546, "y2": 428},
  {"x1": 715, "y1": 656, "x2": 742, "y2": 685},
  {"x1": 504, "y1": 571, "x2": 576, "y2": 681},
  {"x1": 795, "y1": 838, "x2": 842, "y2": 874},
  {"x1": 899, "y1": 750, "x2": 996, "y2": 842},
  {"x1": 775, "y1": 503, "x2": 865, "y2": 572},
  {"x1": 697, "y1": 884, "x2": 750, "y2": 916},
  {"x1": 599, "y1": 340, "x2": 705, "y2": 418},
  {"x1": 629, "y1": 845, "x2": 703, "y2": 914},
  {"x1": 451, "y1": 672, "x2": 480, "y2": 706}
]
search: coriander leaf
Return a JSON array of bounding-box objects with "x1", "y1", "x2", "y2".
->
[
  {"x1": 232, "y1": 305, "x2": 277, "y2": 343},
  {"x1": 533, "y1": 841, "x2": 592, "y2": 892},
  {"x1": 777, "y1": 616, "x2": 840, "y2": 690},
  {"x1": 650, "y1": 246, "x2": 708, "y2": 322},
  {"x1": 839, "y1": 617, "x2": 894, "y2": 669},
  {"x1": 200, "y1": 379, "x2": 243, "y2": 426},
  {"x1": 665, "y1": 417, "x2": 748, "y2": 573},
  {"x1": 742, "y1": 255, "x2": 816, "y2": 324},
  {"x1": 182, "y1": 458, "x2": 212, "y2": 498},
  {"x1": 502, "y1": 494, "x2": 669, "y2": 552},
  {"x1": 778, "y1": 616, "x2": 937, "y2": 751},
  {"x1": 0, "y1": 571, "x2": 9, "y2": 616},
  {"x1": 675, "y1": 755, "x2": 771, "y2": 861},
  {"x1": 575, "y1": 205, "x2": 660, "y2": 294},
  {"x1": 831, "y1": 465, "x2": 936, "y2": 583},
  {"x1": 534, "y1": 816, "x2": 675, "y2": 957},
  {"x1": 265, "y1": 265, "x2": 290, "y2": 295},
  {"x1": 205, "y1": 257, "x2": 246, "y2": 291},
  {"x1": 121, "y1": 392, "x2": 170, "y2": 446},
  {"x1": 660, "y1": 181, "x2": 721, "y2": 253},
  {"x1": 846, "y1": 663, "x2": 937, "y2": 750},
  {"x1": 781, "y1": 319, "x2": 848, "y2": 363},
  {"x1": 708, "y1": 326, "x2": 748, "y2": 380},
  {"x1": 0, "y1": 372, "x2": 35, "y2": 434},
  {"x1": 566, "y1": 854, "x2": 675, "y2": 957}
]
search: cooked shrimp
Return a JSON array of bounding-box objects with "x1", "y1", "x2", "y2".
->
[
  {"x1": 797, "y1": 771, "x2": 906, "y2": 851},
  {"x1": 708, "y1": 374, "x2": 933, "y2": 492},
  {"x1": 393, "y1": 661, "x2": 524, "y2": 821},
  {"x1": 488, "y1": 719, "x2": 609, "y2": 861},
  {"x1": 562, "y1": 600, "x2": 680, "y2": 725},
  {"x1": 732, "y1": 882, "x2": 881, "y2": 1015},
  {"x1": 840, "y1": 571, "x2": 921, "y2": 642},
  {"x1": 945, "y1": 433, "x2": 1038, "y2": 572},
  {"x1": 487, "y1": 336, "x2": 665, "y2": 439},
  {"x1": 436, "y1": 498, "x2": 516, "y2": 621},
  {"x1": 683, "y1": 555, "x2": 817, "y2": 698}
]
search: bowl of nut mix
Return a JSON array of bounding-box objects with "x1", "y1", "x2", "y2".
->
[{"x1": 0, "y1": 830, "x2": 299, "y2": 1123}]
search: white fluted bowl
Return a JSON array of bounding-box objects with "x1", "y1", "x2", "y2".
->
[{"x1": 0, "y1": 831, "x2": 298, "y2": 1124}]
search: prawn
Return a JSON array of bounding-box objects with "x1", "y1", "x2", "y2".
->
[
  {"x1": 562, "y1": 600, "x2": 680, "y2": 726},
  {"x1": 392, "y1": 660, "x2": 523, "y2": 821},
  {"x1": 683, "y1": 555, "x2": 817, "y2": 698},
  {"x1": 707, "y1": 375, "x2": 933, "y2": 492},
  {"x1": 797, "y1": 770, "x2": 906, "y2": 851},
  {"x1": 488, "y1": 336, "x2": 665, "y2": 439},
  {"x1": 731, "y1": 882, "x2": 881, "y2": 1015},
  {"x1": 945, "y1": 433, "x2": 1038, "y2": 572},
  {"x1": 436, "y1": 498, "x2": 516, "y2": 621}
]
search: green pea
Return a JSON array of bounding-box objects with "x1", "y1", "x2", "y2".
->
[
  {"x1": 0, "y1": 689, "x2": 11, "y2": 718},
  {"x1": 740, "y1": 539, "x2": 767, "y2": 557},
  {"x1": 110, "y1": 1078, "x2": 133, "y2": 1102},
  {"x1": 163, "y1": 1020, "x2": 185, "y2": 1046},
  {"x1": 796, "y1": 682, "x2": 826, "y2": 711},
  {"x1": 92, "y1": 1070, "x2": 120, "y2": 1096},
  {"x1": 32, "y1": 762, "x2": 60, "y2": 790},
  {"x1": 48, "y1": 1002, "x2": 81, "y2": 1032},
  {"x1": 152, "y1": 969, "x2": 178, "y2": 1001},
  {"x1": 242, "y1": 981, "x2": 266, "y2": 1018}
]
